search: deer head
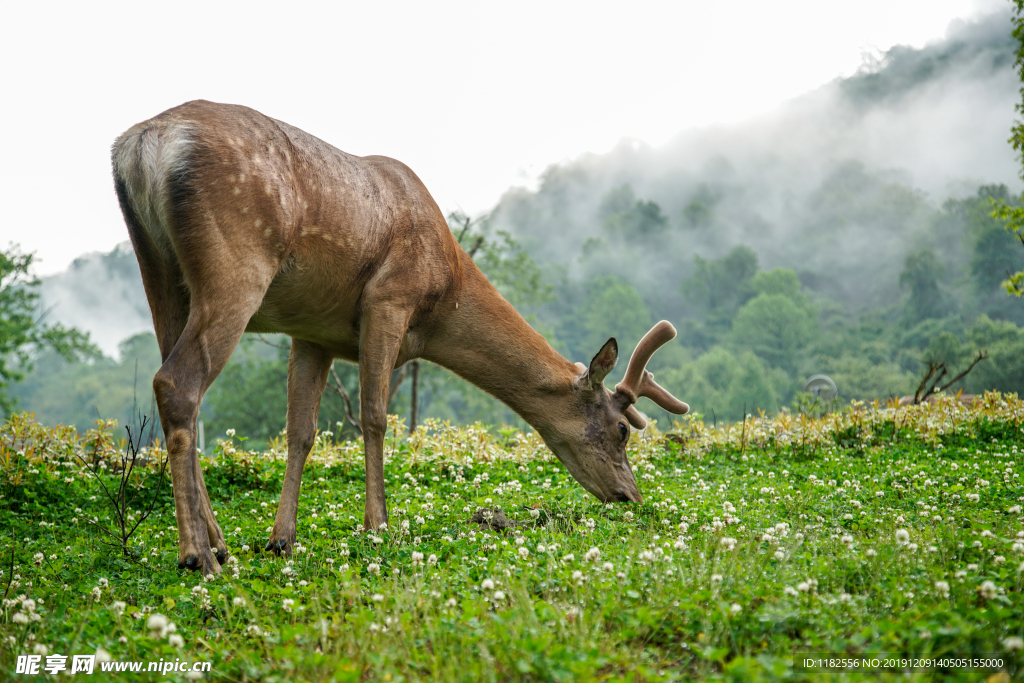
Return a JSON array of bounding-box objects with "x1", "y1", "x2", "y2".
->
[{"x1": 538, "y1": 320, "x2": 689, "y2": 504}]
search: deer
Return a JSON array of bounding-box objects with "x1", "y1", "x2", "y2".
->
[{"x1": 111, "y1": 100, "x2": 690, "y2": 574}]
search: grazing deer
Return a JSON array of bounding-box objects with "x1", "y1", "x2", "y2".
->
[{"x1": 111, "y1": 100, "x2": 689, "y2": 573}]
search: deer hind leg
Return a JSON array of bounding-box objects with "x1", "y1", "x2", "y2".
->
[
  {"x1": 359, "y1": 304, "x2": 413, "y2": 532},
  {"x1": 153, "y1": 280, "x2": 271, "y2": 574},
  {"x1": 266, "y1": 339, "x2": 333, "y2": 556}
]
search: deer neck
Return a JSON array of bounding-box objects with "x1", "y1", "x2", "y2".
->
[{"x1": 421, "y1": 259, "x2": 577, "y2": 430}]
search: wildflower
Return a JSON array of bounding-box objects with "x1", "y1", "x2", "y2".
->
[
  {"x1": 282, "y1": 565, "x2": 293, "y2": 576},
  {"x1": 481, "y1": 578, "x2": 495, "y2": 591},
  {"x1": 111, "y1": 601, "x2": 126, "y2": 616},
  {"x1": 730, "y1": 603, "x2": 741, "y2": 615},
  {"x1": 784, "y1": 586, "x2": 799, "y2": 597},
  {"x1": 411, "y1": 551, "x2": 424, "y2": 567},
  {"x1": 966, "y1": 493, "x2": 980, "y2": 503},
  {"x1": 446, "y1": 598, "x2": 457, "y2": 608},
  {"x1": 1004, "y1": 637, "x2": 1024, "y2": 652},
  {"x1": 774, "y1": 549, "x2": 785, "y2": 560},
  {"x1": 32, "y1": 553, "x2": 43, "y2": 566},
  {"x1": 895, "y1": 529, "x2": 910, "y2": 546},
  {"x1": 720, "y1": 537, "x2": 737, "y2": 551},
  {"x1": 493, "y1": 590, "x2": 506, "y2": 600},
  {"x1": 367, "y1": 563, "x2": 380, "y2": 576},
  {"x1": 518, "y1": 547, "x2": 529, "y2": 559},
  {"x1": 530, "y1": 509, "x2": 540, "y2": 519},
  {"x1": 639, "y1": 550, "x2": 654, "y2": 563},
  {"x1": 979, "y1": 580, "x2": 997, "y2": 600},
  {"x1": 602, "y1": 562, "x2": 614, "y2": 572},
  {"x1": 12, "y1": 612, "x2": 28, "y2": 624},
  {"x1": 624, "y1": 511, "x2": 634, "y2": 521},
  {"x1": 711, "y1": 574, "x2": 723, "y2": 585},
  {"x1": 572, "y1": 570, "x2": 584, "y2": 583},
  {"x1": 797, "y1": 581, "x2": 811, "y2": 593},
  {"x1": 537, "y1": 544, "x2": 546, "y2": 553},
  {"x1": 91, "y1": 587, "x2": 102, "y2": 602},
  {"x1": 562, "y1": 553, "x2": 575, "y2": 563},
  {"x1": 226, "y1": 429, "x2": 236, "y2": 437},
  {"x1": 168, "y1": 634, "x2": 184, "y2": 648},
  {"x1": 674, "y1": 539, "x2": 687, "y2": 551},
  {"x1": 427, "y1": 554, "x2": 438, "y2": 566},
  {"x1": 865, "y1": 548, "x2": 877, "y2": 557},
  {"x1": 935, "y1": 581, "x2": 950, "y2": 597},
  {"x1": 95, "y1": 648, "x2": 112, "y2": 662},
  {"x1": 585, "y1": 547, "x2": 601, "y2": 562},
  {"x1": 98, "y1": 577, "x2": 109, "y2": 588},
  {"x1": 372, "y1": 593, "x2": 384, "y2": 603},
  {"x1": 233, "y1": 597, "x2": 246, "y2": 607},
  {"x1": 147, "y1": 613, "x2": 168, "y2": 636},
  {"x1": 841, "y1": 535, "x2": 853, "y2": 546},
  {"x1": 282, "y1": 598, "x2": 295, "y2": 612}
]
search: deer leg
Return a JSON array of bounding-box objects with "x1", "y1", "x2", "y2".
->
[
  {"x1": 266, "y1": 339, "x2": 333, "y2": 555},
  {"x1": 154, "y1": 296, "x2": 266, "y2": 574},
  {"x1": 359, "y1": 305, "x2": 411, "y2": 532}
]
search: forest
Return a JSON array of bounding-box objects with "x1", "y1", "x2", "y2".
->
[{"x1": 4, "y1": 7, "x2": 1024, "y2": 447}]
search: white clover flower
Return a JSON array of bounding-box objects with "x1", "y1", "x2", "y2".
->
[
  {"x1": 639, "y1": 550, "x2": 654, "y2": 563},
  {"x1": 282, "y1": 565, "x2": 293, "y2": 576},
  {"x1": 446, "y1": 598, "x2": 457, "y2": 608},
  {"x1": 226, "y1": 429, "x2": 236, "y2": 437},
  {"x1": 371, "y1": 593, "x2": 384, "y2": 603},
  {"x1": 711, "y1": 574, "x2": 723, "y2": 584},
  {"x1": 602, "y1": 562, "x2": 614, "y2": 572},
  {"x1": 572, "y1": 570, "x2": 584, "y2": 583},
  {"x1": 774, "y1": 549, "x2": 785, "y2": 560},
  {"x1": 719, "y1": 537, "x2": 737, "y2": 551},
  {"x1": 784, "y1": 586, "x2": 799, "y2": 597},
  {"x1": 481, "y1": 578, "x2": 495, "y2": 591},
  {"x1": 111, "y1": 601, "x2": 126, "y2": 616},
  {"x1": 12, "y1": 612, "x2": 28, "y2": 625},
  {"x1": 895, "y1": 529, "x2": 910, "y2": 546},
  {"x1": 730, "y1": 603, "x2": 741, "y2": 614},
  {"x1": 168, "y1": 633, "x2": 184, "y2": 648},
  {"x1": 979, "y1": 580, "x2": 997, "y2": 600},
  {"x1": 147, "y1": 613, "x2": 168, "y2": 635},
  {"x1": 98, "y1": 577, "x2": 109, "y2": 588},
  {"x1": 1003, "y1": 636, "x2": 1024, "y2": 652},
  {"x1": 282, "y1": 598, "x2": 295, "y2": 612},
  {"x1": 935, "y1": 580, "x2": 950, "y2": 597},
  {"x1": 518, "y1": 547, "x2": 529, "y2": 559},
  {"x1": 411, "y1": 551, "x2": 424, "y2": 567},
  {"x1": 797, "y1": 581, "x2": 811, "y2": 593},
  {"x1": 22, "y1": 599, "x2": 36, "y2": 613},
  {"x1": 233, "y1": 596, "x2": 246, "y2": 607},
  {"x1": 32, "y1": 552, "x2": 43, "y2": 565},
  {"x1": 95, "y1": 648, "x2": 112, "y2": 663},
  {"x1": 91, "y1": 587, "x2": 102, "y2": 602},
  {"x1": 967, "y1": 493, "x2": 980, "y2": 503},
  {"x1": 367, "y1": 563, "x2": 380, "y2": 576},
  {"x1": 537, "y1": 545, "x2": 546, "y2": 553},
  {"x1": 624, "y1": 511, "x2": 634, "y2": 521},
  {"x1": 427, "y1": 554, "x2": 438, "y2": 566},
  {"x1": 585, "y1": 548, "x2": 601, "y2": 562},
  {"x1": 530, "y1": 509, "x2": 541, "y2": 519},
  {"x1": 493, "y1": 590, "x2": 506, "y2": 601}
]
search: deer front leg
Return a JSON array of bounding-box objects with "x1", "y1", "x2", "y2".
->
[
  {"x1": 267, "y1": 340, "x2": 333, "y2": 555},
  {"x1": 358, "y1": 305, "x2": 410, "y2": 532}
]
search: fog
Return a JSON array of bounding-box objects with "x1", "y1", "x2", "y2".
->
[{"x1": 34, "y1": 7, "x2": 1020, "y2": 359}]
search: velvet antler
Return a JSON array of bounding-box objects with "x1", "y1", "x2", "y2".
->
[{"x1": 615, "y1": 321, "x2": 690, "y2": 428}]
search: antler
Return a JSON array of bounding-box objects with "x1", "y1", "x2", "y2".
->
[{"x1": 615, "y1": 321, "x2": 690, "y2": 416}]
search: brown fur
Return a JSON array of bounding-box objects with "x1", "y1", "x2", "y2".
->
[{"x1": 112, "y1": 101, "x2": 688, "y2": 573}]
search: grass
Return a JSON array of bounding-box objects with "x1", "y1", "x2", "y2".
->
[{"x1": 0, "y1": 393, "x2": 1022, "y2": 681}]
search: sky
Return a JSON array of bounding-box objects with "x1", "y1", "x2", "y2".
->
[{"x1": 0, "y1": 0, "x2": 1007, "y2": 275}]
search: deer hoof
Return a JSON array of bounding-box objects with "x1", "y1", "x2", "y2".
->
[
  {"x1": 178, "y1": 554, "x2": 200, "y2": 571},
  {"x1": 265, "y1": 538, "x2": 289, "y2": 555}
]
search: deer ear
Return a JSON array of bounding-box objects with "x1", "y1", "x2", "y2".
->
[{"x1": 586, "y1": 338, "x2": 618, "y2": 389}]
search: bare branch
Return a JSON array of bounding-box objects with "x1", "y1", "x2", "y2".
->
[
  {"x1": 328, "y1": 364, "x2": 362, "y2": 434},
  {"x1": 937, "y1": 350, "x2": 989, "y2": 393}
]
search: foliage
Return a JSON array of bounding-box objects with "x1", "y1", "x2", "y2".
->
[
  {"x1": 0, "y1": 245, "x2": 97, "y2": 417},
  {"x1": 992, "y1": 1, "x2": 1024, "y2": 297},
  {"x1": 1, "y1": 396, "x2": 1022, "y2": 681}
]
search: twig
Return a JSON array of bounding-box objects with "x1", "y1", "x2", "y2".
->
[
  {"x1": 937, "y1": 350, "x2": 988, "y2": 393},
  {"x1": 327, "y1": 364, "x2": 362, "y2": 434}
]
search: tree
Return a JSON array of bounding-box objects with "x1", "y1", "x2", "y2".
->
[
  {"x1": 899, "y1": 249, "x2": 946, "y2": 321},
  {"x1": 599, "y1": 184, "x2": 669, "y2": 238},
  {"x1": 685, "y1": 245, "x2": 759, "y2": 334},
  {"x1": 992, "y1": 1, "x2": 1024, "y2": 296},
  {"x1": 731, "y1": 293, "x2": 816, "y2": 374},
  {"x1": 0, "y1": 245, "x2": 97, "y2": 416}
]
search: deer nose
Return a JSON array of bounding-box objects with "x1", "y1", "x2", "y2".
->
[{"x1": 610, "y1": 488, "x2": 643, "y2": 504}]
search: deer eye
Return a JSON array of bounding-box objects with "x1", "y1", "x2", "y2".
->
[{"x1": 618, "y1": 422, "x2": 629, "y2": 442}]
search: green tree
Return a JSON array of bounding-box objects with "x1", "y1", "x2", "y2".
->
[
  {"x1": 578, "y1": 275, "x2": 652, "y2": 364},
  {"x1": 991, "y1": 1, "x2": 1024, "y2": 296},
  {"x1": 599, "y1": 184, "x2": 669, "y2": 237},
  {"x1": 1, "y1": 245, "x2": 97, "y2": 416},
  {"x1": 685, "y1": 245, "x2": 759, "y2": 334},
  {"x1": 731, "y1": 293, "x2": 817, "y2": 374},
  {"x1": 899, "y1": 249, "x2": 946, "y2": 322}
]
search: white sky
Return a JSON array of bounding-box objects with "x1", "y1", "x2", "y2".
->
[{"x1": 0, "y1": 0, "x2": 1007, "y2": 275}]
